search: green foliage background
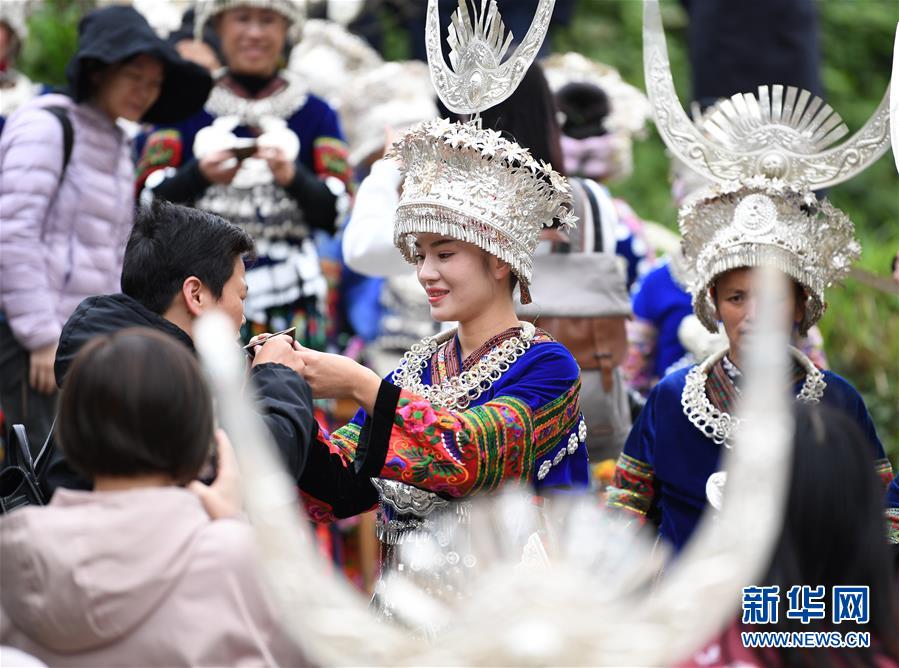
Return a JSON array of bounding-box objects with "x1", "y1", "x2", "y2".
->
[{"x1": 16, "y1": 0, "x2": 899, "y2": 462}]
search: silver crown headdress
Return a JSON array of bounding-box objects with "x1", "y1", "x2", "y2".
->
[
  {"x1": 195, "y1": 0, "x2": 306, "y2": 43},
  {"x1": 392, "y1": 0, "x2": 574, "y2": 304},
  {"x1": 644, "y1": 0, "x2": 891, "y2": 334}
]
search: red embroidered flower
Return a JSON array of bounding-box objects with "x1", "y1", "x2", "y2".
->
[{"x1": 398, "y1": 400, "x2": 439, "y2": 434}]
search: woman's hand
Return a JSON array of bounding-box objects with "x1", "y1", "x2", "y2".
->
[
  {"x1": 248, "y1": 333, "x2": 305, "y2": 374},
  {"x1": 257, "y1": 146, "x2": 295, "y2": 187},
  {"x1": 296, "y1": 347, "x2": 381, "y2": 413},
  {"x1": 199, "y1": 149, "x2": 240, "y2": 185},
  {"x1": 29, "y1": 342, "x2": 58, "y2": 395},
  {"x1": 189, "y1": 429, "x2": 242, "y2": 520}
]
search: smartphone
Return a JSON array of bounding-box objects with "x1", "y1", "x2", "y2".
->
[
  {"x1": 232, "y1": 140, "x2": 257, "y2": 161},
  {"x1": 198, "y1": 439, "x2": 218, "y2": 485}
]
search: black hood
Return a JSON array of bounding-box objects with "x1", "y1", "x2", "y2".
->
[
  {"x1": 55, "y1": 294, "x2": 194, "y2": 387},
  {"x1": 65, "y1": 5, "x2": 212, "y2": 124}
]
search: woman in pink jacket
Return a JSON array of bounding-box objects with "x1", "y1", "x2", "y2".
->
[
  {"x1": 0, "y1": 328, "x2": 306, "y2": 666},
  {"x1": 0, "y1": 5, "x2": 210, "y2": 450}
]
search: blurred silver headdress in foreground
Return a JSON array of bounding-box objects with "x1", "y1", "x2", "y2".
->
[
  {"x1": 644, "y1": 0, "x2": 890, "y2": 333},
  {"x1": 195, "y1": 255, "x2": 795, "y2": 664}
]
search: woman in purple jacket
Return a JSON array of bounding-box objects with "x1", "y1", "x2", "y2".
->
[{"x1": 0, "y1": 5, "x2": 210, "y2": 450}]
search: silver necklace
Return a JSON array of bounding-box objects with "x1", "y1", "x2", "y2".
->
[
  {"x1": 681, "y1": 346, "x2": 826, "y2": 448},
  {"x1": 391, "y1": 322, "x2": 537, "y2": 410},
  {"x1": 205, "y1": 69, "x2": 309, "y2": 125}
]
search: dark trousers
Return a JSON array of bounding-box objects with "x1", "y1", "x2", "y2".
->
[{"x1": 0, "y1": 319, "x2": 57, "y2": 460}]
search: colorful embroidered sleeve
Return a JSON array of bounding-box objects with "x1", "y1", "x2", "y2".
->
[
  {"x1": 298, "y1": 420, "x2": 379, "y2": 523},
  {"x1": 351, "y1": 342, "x2": 583, "y2": 498},
  {"x1": 312, "y1": 136, "x2": 353, "y2": 190},
  {"x1": 604, "y1": 382, "x2": 659, "y2": 521},
  {"x1": 887, "y1": 473, "x2": 899, "y2": 544},
  {"x1": 371, "y1": 381, "x2": 580, "y2": 497},
  {"x1": 135, "y1": 129, "x2": 183, "y2": 192},
  {"x1": 875, "y1": 458, "x2": 895, "y2": 491},
  {"x1": 305, "y1": 99, "x2": 353, "y2": 191},
  {"x1": 606, "y1": 453, "x2": 656, "y2": 520}
]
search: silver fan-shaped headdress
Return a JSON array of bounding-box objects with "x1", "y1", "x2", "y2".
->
[
  {"x1": 392, "y1": 0, "x2": 574, "y2": 304},
  {"x1": 644, "y1": 0, "x2": 891, "y2": 333}
]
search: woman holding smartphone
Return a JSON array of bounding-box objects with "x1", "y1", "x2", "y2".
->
[{"x1": 136, "y1": 0, "x2": 353, "y2": 350}]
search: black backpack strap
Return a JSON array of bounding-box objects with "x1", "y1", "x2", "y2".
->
[
  {"x1": 42, "y1": 106, "x2": 74, "y2": 178},
  {"x1": 581, "y1": 180, "x2": 605, "y2": 253}
]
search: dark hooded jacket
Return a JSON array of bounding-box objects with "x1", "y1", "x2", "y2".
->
[
  {"x1": 45, "y1": 293, "x2": 314, "y2": 496},
  {"x1": 66, "y1": 5, "x2": 211, "y2": 124}
]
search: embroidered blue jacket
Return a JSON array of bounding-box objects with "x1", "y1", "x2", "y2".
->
[{"x1": 607, "y1": 366, "x2": 892, "y2": 552}]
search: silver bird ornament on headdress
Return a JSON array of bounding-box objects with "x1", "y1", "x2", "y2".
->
[{"x1": 426, "y1": 0, "x2": 555, "y2": 115}]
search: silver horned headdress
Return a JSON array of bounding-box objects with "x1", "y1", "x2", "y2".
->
[
  {"x1": 643, "y1": 0, "x2": 890, "y2": 334},
  {"x1": 393, "y1": 0, "x2": 573, "y2": 304}
]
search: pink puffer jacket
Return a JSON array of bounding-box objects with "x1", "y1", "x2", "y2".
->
[{"x1": 0, "y1": 93, "x2": 134, "y2": 350}]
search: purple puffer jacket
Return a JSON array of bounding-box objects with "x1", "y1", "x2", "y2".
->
[{"x1": 0, "y1": 94, "x2": 134, "y2": 351}]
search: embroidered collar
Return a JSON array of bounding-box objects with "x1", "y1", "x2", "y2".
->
[
  {"x1": 681, "y1": 346, "x2": 826, "y2": 447},
  {"x1": 432, "y1": 326, "x2": 524, "y2": 382},
  {"x1": 205, "y1": 68, "x2": 309, "y2": 125},
  {"x1": 391, "y1": 322, "x2": 537, "y2": 410}
]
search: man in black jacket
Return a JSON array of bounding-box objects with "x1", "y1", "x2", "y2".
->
[{"x1": 45, "y1": 200, "x2": 315, "y2": 495}]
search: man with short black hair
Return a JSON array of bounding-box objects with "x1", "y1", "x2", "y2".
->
[{"x1": 46, "y1": 200, "x2": 315, "y2": 495}]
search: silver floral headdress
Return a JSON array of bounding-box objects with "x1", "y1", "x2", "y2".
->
[
  {"x1": 195, "y1": 0, "x2": 306, "y2": 43},
  {"x1": 393, "y1": 0, "x2": 573, "y2": 304},
  {"x1": 391, "y1": 118, "x2": 574, "y2": 303},
  {"x1": 643, "y1": 0, "x2": 891, "y2": 334}
]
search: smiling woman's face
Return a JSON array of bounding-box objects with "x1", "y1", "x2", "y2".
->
[
  {"x1": 413, "y1": 233, "x2": 512, "y2": 324},
  {"x1": 217, "y1": 7, "x2": 287, "y2": 77}
]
